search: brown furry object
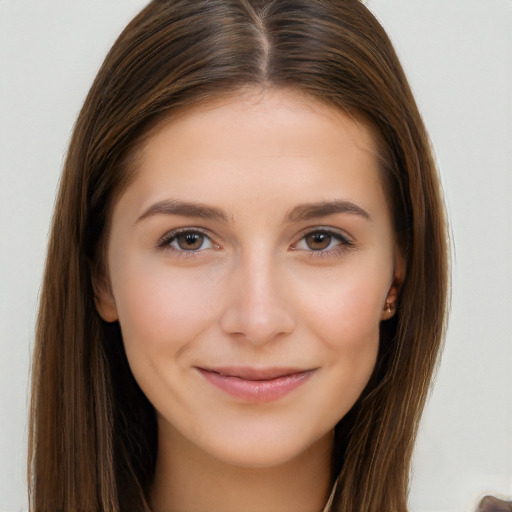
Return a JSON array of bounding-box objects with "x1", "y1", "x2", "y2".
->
[{"x1": 478, "y1": 496, "x2": 512, "y2": 512}]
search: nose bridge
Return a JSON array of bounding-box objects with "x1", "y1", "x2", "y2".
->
[{"x1": 219, "y1": 245, "x2": 295, "y2": 344}]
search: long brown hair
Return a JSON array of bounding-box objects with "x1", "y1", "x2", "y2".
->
[{"x1": 29, "y1": 1, "x2": 448, "y2": 510}]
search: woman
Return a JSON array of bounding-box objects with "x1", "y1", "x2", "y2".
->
[{"x1": 29, "y1": 1, "x2": 449, "y2": 510}]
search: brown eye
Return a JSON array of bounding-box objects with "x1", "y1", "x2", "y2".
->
[
  {"x1": 305, "y1": 232, "x2": 332, "y2": 251},
  {"x1": 175, "y1": 232, "x2": 205, "y2": 250},
  {"x1": 159, "y1": 228, "x2": 217, "y2": 254},
  {"x1": 292, "y1": 229, "x2": 352, "y2": 255},
  {"x1": 161, "y1": 230, "x2": 215, "y2": 252}
]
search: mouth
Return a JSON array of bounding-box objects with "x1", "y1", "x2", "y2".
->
[{"x1": 196, "y1": 366, "x2": 315, "y2": 403}]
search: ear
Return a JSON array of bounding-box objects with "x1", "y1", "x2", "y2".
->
[
  {"x1": 381, "y1": 250, "x2": 406, "y2": 320},
  {"x1": 92, "y1": 271, "x2": 118, "y2": 323}
]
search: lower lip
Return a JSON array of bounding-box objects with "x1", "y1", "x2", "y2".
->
[{"x1": 198, "y1": 369, "x2": 313, "y2": 403}]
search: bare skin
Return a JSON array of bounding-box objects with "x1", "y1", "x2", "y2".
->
[
  {"x1": 96, "y1": 88, "x2": 403, "y2": 512},
  {"x1": 150, "y1": 423, "x2": 333, "y2": 512}
]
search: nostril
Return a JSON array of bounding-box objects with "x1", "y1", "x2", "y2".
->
[
  {"x1": 218, "y1": 261, "x2": 296, "y2": 344},
  {"x1": 218, "y1": 297, "x2": 295, "y2": 345}
]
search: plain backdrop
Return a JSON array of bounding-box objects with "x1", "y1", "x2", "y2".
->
[{"x1": 1, "y1": 1, "x2": 511, "y2": 511}]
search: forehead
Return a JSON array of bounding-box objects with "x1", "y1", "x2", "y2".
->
[
  {"x1": 114, "y1": 88, "x2": 388, "y2": 223},
  {"x1": 148, "y1": 88, "x2": 379, "y2": 158}
]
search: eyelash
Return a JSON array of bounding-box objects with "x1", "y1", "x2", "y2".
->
[
  {"x1": 156, "y1": 227, "x2": 354, "y2": 258},
  {"x1": 157, "y1": 227, "x2": 217, "y2": 256},
  {"x1": 291, "y1": 228, "x2": 354, "y2": 258}
]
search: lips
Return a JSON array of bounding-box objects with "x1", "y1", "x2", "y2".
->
[{"x1": 196, "y1": 366, "x2": 314, "y2": 403}]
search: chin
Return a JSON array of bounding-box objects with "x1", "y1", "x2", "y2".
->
[{"x1": 194, "y1": 421, "x2": 333, "y2": 470}]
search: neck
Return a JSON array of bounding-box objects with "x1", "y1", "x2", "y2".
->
[{"x1": 150, "y1": 425, "x2": 333, "y2": 512}]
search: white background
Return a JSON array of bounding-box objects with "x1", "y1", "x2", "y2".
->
[{"x1": 1, "y1": 1, "x2": 511, "y2": 511}]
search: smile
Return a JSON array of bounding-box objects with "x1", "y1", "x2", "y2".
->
[{"x1": 196, "y1": 366, "x2": 315, "y2": 403}]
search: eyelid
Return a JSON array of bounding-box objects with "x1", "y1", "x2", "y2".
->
[
  {"x1": 156, "y1": 226, "x2": 219, "y2": 252},
  {"x1": 155, "y1": 225, "x2": 354, "y2": 257},
  {"x1": 291, "y1": 226, "x2": 354, "y2": 254}
]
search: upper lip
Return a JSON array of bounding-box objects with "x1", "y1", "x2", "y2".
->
[{"x1": 197, "y1": 366, "x2": 312, "y2": 381}]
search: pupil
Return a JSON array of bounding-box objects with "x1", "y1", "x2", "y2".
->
[
  {"x1": 307, "y1": 233, "x2": 331, "y2": 250},
  {"x1": 179, "y1": 233, "x2": 203, "y2": 250}
]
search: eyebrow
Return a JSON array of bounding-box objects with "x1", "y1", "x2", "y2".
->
[
  {"x1": 137, "y1": 199, "x2": 230, "y2": 223},
  {"x1": 285, "y1": 200, "x2": 371, "y2": 222},
  {"x1": 136, "y1": 198, "x2": 371, "y2": 224}
]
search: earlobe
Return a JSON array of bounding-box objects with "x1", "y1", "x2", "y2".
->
[
  {"x1": 381, "y1": 284, "x2": 399, "y2": 320},
  {"x1": 93, "y1": 273, "x2": 119, "y2": 323},
  {"x1": 382, "y1": 251, "x2": 406, "y2": 320}
]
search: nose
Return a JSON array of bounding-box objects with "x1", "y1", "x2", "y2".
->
[{"x1": 219, "y1": 252, "x2": 296, "y2": 345}]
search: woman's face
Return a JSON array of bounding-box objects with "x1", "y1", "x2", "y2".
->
[{"x1": 97, "y1": 88, "x2": 403, "y2": 469}]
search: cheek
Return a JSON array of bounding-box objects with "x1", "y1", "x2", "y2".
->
[
  {"x1": 292, "y1": 263, "x2": 387, "y2": 401},
  {"x1": 295, "y1": 263, "x2": 388, "y2": 349},
  {"x1": 111, "y1": 258, "x2": 222, "y2": 358}
]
